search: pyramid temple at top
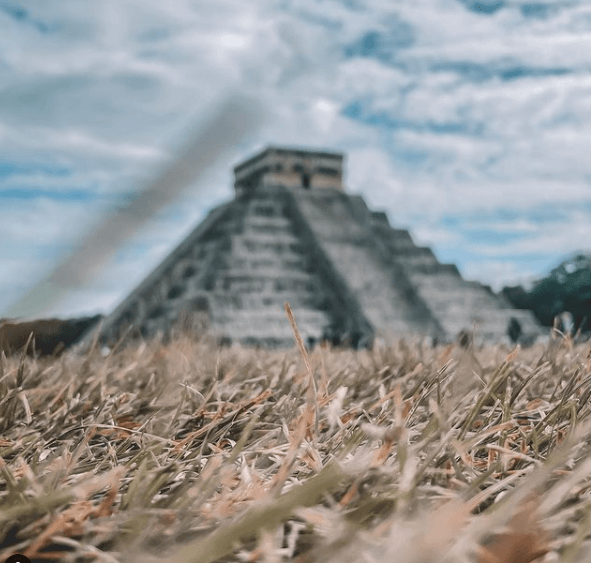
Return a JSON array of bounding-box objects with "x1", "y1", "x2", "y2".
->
[{"x1": 91, "y1": 146, "x2": 542, "y2": 348}]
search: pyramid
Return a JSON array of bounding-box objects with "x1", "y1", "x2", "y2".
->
[{"x1": 91, "y1": 146, "x2": 543, "y2": 348}]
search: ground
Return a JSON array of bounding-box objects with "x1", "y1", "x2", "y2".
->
[{"x1": 0, "y1": 324, "x2": 590, "y2": 562}]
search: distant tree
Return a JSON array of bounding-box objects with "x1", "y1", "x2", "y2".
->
[
  {"x1": 502, "y1": 253, "x2": 591, "y2": 333},
  {"x1": 501, "y1": 285, "x2": 532, "y2": 310}
]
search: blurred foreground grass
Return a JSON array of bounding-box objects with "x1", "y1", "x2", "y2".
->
[{"x1": 1, "y1": 320, "x2": 591, "y2": 562}]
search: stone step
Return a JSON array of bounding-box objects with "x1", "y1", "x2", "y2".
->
[
  {"x1": 361, "y1": 312, "x2": 426, "y2": 339},
  {"x1": 214, "y1": 269, "x2": 316, "y2": 293},
  {"x1": 220, "y1": 268, "x2": 311, "y2": 280},
  {"x1": 247, "y1": 201, "x2": 287, "y2": 218},
  {"x1": 237, "y1": 294, "x2": 330, "y2": 310},
  {"x1": 378, "y1": 229, "x2": 414, "y2": 244},
  {"x1": 400, "y1": 262, "x2": 460, "y2": 276},
  {"x1": 319, "y1": 240, "x2": 427, "y2": 327},
  {"x1": 242, "y1": 224, "x2": 294, "y2": 236},
  {"x1": 414, "y1": 276, "x2": 504, "y2": 311},
  {"x1": 206, "y1": 291, "x2": 329, "y2": 311},
  {"x1": 410, "y1": 274, "x2": 542, "y2": 340},
  {"x1": 224, "y1": 255, "x2": 308, "y2": 271},
  {"x1": 242, "y1": 215, "x2": 292, "y2": 229},
  {"x1": 213, "y1": 309, "x2": 331, "y2": 341},
  {"x1": 453, "y1": 310, "x2": 543, "y2": 342},
  {"x1": 236, "y1": 231, "x2": 299, "y2": 245},
  {"x1": 395, "y1": 254, "x2": 441, "y2": 269},
  {"x1": 385, "y1": 244, "x2": 433, "y2": 256},
  {"x1": 294, "y1": 193, "x2": 366, "y2": 239},
  {"x1": 293, "y1": 193, "x2": 439, "y2": 337},
  {"x1": 213, "y1": 308, "x2": 329, "y2": 323},
  {"x1": 232, "y1": 234, "x2": 302, "y2": 254}
]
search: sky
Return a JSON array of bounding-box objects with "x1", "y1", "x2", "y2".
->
[{"x1": 1, "y1": 0, "x2": 590, "y2": 318}]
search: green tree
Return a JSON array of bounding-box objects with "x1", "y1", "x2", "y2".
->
[{"x1": 502, "y1": 254, "x2": 591, "y2": 332}]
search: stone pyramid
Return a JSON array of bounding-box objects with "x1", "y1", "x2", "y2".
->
[{"x1": 91, "y1": 146, "x2": 542, "y2": 348}]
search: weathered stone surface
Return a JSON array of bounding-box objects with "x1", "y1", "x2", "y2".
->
[{"x1": 86, "y1": 146, "x2": 543, "y2": 348}]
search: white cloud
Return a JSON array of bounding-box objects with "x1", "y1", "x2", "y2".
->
[
  {"x1": 1, "y1": 0, "x2": 590, "y2": 317},
  {"x1": 470, "y1": 210, "x2": 591, "y2": 257},
  {"x1": 462, "y1": 260, "x2": 539, "y2": 291}
]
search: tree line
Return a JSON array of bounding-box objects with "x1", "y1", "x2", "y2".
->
[{"x1": 502, "y1": 254, "x2": 591, "y2": 333}]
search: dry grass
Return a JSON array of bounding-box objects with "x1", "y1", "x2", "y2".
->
[{"x1": 1, "y1": 312, "x2": 591, "y2": 562}]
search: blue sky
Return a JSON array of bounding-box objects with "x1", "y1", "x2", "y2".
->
[{"x1": 1, "y1": 0, "x2": 590, "y2": 318}]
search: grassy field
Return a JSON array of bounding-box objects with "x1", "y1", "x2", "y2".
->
[{"x1": 1, "y1": 312, "x2": 591, "y2": 562}]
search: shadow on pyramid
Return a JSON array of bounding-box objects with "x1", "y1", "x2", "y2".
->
[{"x1": 87, "y1": 146, "x2": 543, "y2": 350}]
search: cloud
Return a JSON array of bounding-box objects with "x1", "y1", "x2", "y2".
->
[
  {"x1": 1, "y1": 0, "x2": 590, "y2": 317},
  {"x1": 462, "y1": 259, "x2": 540, "y2": 290}
]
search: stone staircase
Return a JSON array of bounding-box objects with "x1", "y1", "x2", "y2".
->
[
  {"x1": 367, "y1": 209, "x2": 541, "y2": 343},
  {"x1": 293, "y1": 189, "x2": 443, "y2": 341},
  {"x1": 96, "y1": 188, "x2": 374, "y2": 348},
  {"x1": 204, "y1": 194, "x2": 334, "y2": 346}
]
